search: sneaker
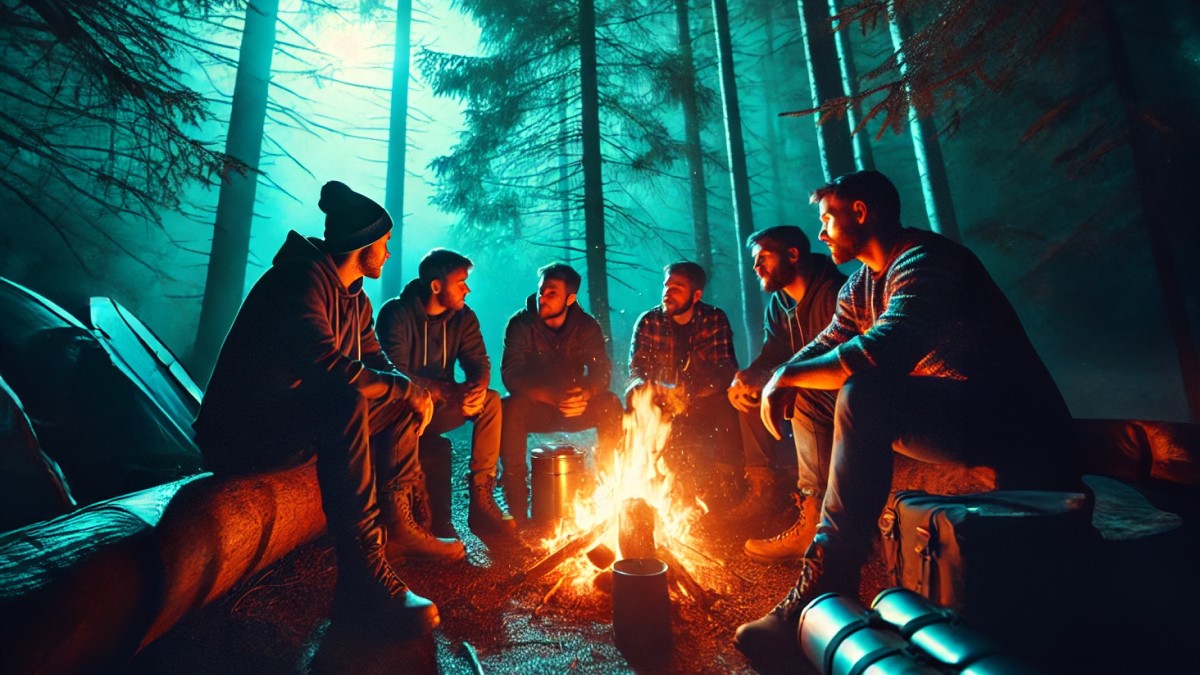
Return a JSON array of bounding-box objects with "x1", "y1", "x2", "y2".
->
[
  {"x1": 743, "y1": 490, "x2": 819, "y2": 563},
  {"x1": 733, "y1": 558, "x2": 822, "y2": 663}
]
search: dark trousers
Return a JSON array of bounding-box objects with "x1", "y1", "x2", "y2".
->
[
  {"x1": 420, "y1": 388, "x2": 502, "y2": 477},
  {"x1": 499, "y1": 390, "x2": 623, "y2": 484},
  {"x1": 198, "y1": 379, "x2": 423, "y2": 546},
  {"x1": 739, "y1": 387, "x2": 836, "y2": 492},
  {"x1": 815, "y1": 374, "x2": 1077, "y2": 585}
]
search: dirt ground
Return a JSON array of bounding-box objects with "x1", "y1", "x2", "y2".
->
[
  {"x1": 125, "y1": 435, "x2": 1200, "y2": 675},
  {"x1": 125, "y1": 433, "x2": 868, "y2": 675}
]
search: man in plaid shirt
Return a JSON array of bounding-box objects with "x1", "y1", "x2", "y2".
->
[{"x1": 626, "y1": 260, "x2": 742, "y2": 497}]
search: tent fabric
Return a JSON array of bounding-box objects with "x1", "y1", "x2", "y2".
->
[{"x1": 0, "y1": 374, "x2": 74, "y2": 531}]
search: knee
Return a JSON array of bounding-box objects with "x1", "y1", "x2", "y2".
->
[
  {"x1": 502, "y1": 391, "x2": 538, "y2": 416},
  {"x1": 482, "y1": 388, "x2": 501, "y2": 413},
  {"x1": 834, "y1": 375, "x2": 893, "y2": 422}
]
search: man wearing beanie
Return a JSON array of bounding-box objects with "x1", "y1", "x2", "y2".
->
[
  {"x1": 194, "y1": 180, "x2": 463, "y2": 638},
  {"x1": 376, "y1": 248, "x2": 516, "y2": 538}
]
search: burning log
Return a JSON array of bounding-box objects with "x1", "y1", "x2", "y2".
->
[
  {"x1": 510, "y1": 517, "x2": 613, "y2": 586},
  {"x1": 586, "y1": 543, "x2": 615, "y2": 569},
  {"x1": 619, "y1": 498, "x2": 656, "y2": 559},
  {"x1": 656, "y1": 544, "x2": 717, "y2": 609}
]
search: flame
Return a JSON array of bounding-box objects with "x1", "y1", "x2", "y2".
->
[{"x1": 539, "y1": 385, "x2": 710, "y2": 587}]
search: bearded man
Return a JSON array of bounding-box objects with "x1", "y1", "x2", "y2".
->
[
  {"x1": 726, "y1": 226, "x2": 847, "y2": 562},
  {"x1": 497, "y1": 263, "x2": 622, "y2": 523},
  {"x1": 626, "y1": 260, "x2": 742, "y2": 501}
]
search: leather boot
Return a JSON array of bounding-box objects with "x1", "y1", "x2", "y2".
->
[
  {"x1": 329, "y1": 530, "x2": 440, "y2": 638},
  {"x1": 725, "y1": 467, "x2": 775, "y2": 521},
  {"x1": 743, "y1": 490, "x2": 820, "y2": 563},
  {"x1": 733, "y1": 545, "x2": 828, "y2": 665},
  {"x1": 380, "y1": 483, "x2": 466, "y2": 563},
  {"x1": 467, "y1": 471, "x2": 516, "y2": 535}
]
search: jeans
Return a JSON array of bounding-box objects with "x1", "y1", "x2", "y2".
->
[
  {"x1": 499, "y1": 390, "x2": 623, "y2": 484},
  {"x1": 739, "y1": 387, "x2": 836, "y2": 492}
]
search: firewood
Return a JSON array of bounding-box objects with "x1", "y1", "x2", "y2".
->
[
  {"x1": 618, "y1": 497, "x2": 656, "y2": 559},
  {"x1": 510, "y1": 517, "x2": 613, "y2": 585},
  {"x1": 655, "y1": 544, "x2": 717, "y2": 608}
]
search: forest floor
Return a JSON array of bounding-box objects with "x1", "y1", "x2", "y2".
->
[{"x1": 125, "y1": 434, "x2": 1200, "y2": 675}]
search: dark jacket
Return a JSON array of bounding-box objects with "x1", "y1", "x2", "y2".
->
[
  {"x1": 194, "y1": 232, "x2": 419, "y2": 443},
  {"x1": 376, "y1": 279, "x2": 490, "y2": 389},
  {"x1": 744, "y1": 253, "x2": 846, "y2": 382},
  {"x1": 501, "y1": 294, "x2": 611, "y2": 397}
]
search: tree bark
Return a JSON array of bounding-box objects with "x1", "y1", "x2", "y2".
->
[
  {"x1": 797, "y1": 0, "x2": 856, "y2": 181},
  {"x1": 379, "y1": 0, "x2": 413, "y2": 300},
  {"x1": 674, "y1": 0, "x2": 712, "y2": 273},
  {"x1": 579, "y1": 0, "x2": 611, "y2": 339},
  {"x1": 711, "y1": 0, "x2": 763, "y2": 356},
  {"x1": 1101, "y1": 1, "x2": 1199, "y2": 420},
  {"x1": 828, "y1": 0, "x2": 874, "y2": 170},
  {"x1": 192, "y1": 0, "x2": 279, "y2": 385},
  {"x1": 887, "y1": 0, "x2": 960, "y2": 241}
]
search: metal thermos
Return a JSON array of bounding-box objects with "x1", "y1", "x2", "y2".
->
[{"x1": 530, "y1": 444, "x2": 591, "y2": 523}]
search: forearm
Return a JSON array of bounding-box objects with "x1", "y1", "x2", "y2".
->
[{"x1": 776, "y1": 350, "x2": 850, "y2": 391}]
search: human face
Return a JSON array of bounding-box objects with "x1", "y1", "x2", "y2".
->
[
  {"x1": 661, "y1": 273, "x2": 699, "y2": 318},
  {"x1": 436, "y1": 268, "x2": 471, "y2": 311},
  {"x1": 537, "y1": 277, "x2": 574, "y2": 322},
  {"x1": 817, "y1": 195, "x2": 866, "y2": 265},
  {"x1": 357, "y1": 232, "x2": 391, "y2": 280},
  {"x1": 751, "y1": 242, "x2": 798, "y2": 293}
]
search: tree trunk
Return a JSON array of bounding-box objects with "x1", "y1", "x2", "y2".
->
[
  {"x1": 579, "y1": 0, "x2": 611, "y2": 338},
  {"x1": 674, "y1": 0, "x2": 712, "y2": 273},
  {"x1": 797, "y1": 0, "x2": 856, "y2": 181},
  {"x1": 192, "y1": 0, "x2": 279, "y2": 385},
  {"x1": 711, "y1": 0, "x2": 763, "y2": 356},
  {"x1": 379, "y1": 0, "x2": 413, "y2": 300},
  {"x1": 1101, "y1": 1, "x2": 1199, "y2": 420},
  {"x1": 828, "y1": 0, "x2": 874, "y2": 170},
  {"x1": 886, "y1": 0, "x2": 960, "y2": 241},
  {"x1": 761, "y1": 9, "x2": 791, "y2": 226},
  {"x1": 558, "y1": 82, "x2": 574, "y2": 264}
]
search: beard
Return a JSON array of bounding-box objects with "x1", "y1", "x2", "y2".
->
[
  {"x1": 539, "y1": 302, "x2": 568, "y2": 322},
  {"x1": 760, "y1": 263, "x2": 797, "y2": 293},
  {"x1": 358, "y1": 246, "x2": 386, "y2": 279},
  {"x1": 824, "y1": 230, "x2": 864, "y2": 266},
  {"x1": 664, "y1": 295, "x2": 696, "y2": 317},
  {"x1": 437, "y1": 287, "x2": 464, "y2": 310}
]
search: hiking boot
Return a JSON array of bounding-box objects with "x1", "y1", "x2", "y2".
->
[
  {"x1": 380, "y1": 484, "x2": 466, "y2": 563},
  {"x1": 733, "y1": 556, "x2": 824, "y2": 663},
  {"x1": 725, "y1": 467, "x2": 775, "y2": 521},
  {"x1": 743, "y1": 490, "x2": 820, "y2": 563},
  {"x1": 330, "y1": 535, "x2": 440, "y2": 638},
  {"x1": 468, "y1": 471, "x2": 516, "y2": 535}
]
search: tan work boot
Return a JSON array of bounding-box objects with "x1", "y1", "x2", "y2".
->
[
  {"x1": 725, "y1": 467, "x2": 775, "y2": 521},
  {"x1": 743, "y1": 490, "x2": 820, "y2": 563},
  {"x1": 468, "y1": 471, "x2": 516, "y2": 535},
  {"x1": 380, "y1": 484, "x2": 466, "y2": 564}
]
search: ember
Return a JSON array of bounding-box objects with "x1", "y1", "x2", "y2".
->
[{"x1": 524, "y1": 386, "x2": 718, "y2": 603}]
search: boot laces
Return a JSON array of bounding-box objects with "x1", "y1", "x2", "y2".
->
[
  {"x1": 766, "y1": 492, "x2": 810, "y2": 541},
  {"x1": 772, "y1": 558, "x2": 820, "y2": 621}
]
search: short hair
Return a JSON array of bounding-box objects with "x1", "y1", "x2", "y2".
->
[
  {"x1": 663, "y1": 260, "x2": 707, "y2": 292},
  {"x1": 537, "y1": 262, "x2": 582, "y2": 296},
  {"x1": 809, "y1": 170, "x2": 901, "y2": 230},
  {"x1": 418, "y1": 248, "x2": 473, "y2": 291},
  {"x1": 746, "y1": 225, "x2": 810, "y2": 255}
]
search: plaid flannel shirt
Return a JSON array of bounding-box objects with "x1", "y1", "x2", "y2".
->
[{"x1": 628, "y1": 301, "x2": 738, "y2": 398}]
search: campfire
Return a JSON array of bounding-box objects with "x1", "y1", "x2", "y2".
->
[{"x1": 514, "y1": 386, "x2": 719, "y2": 606}]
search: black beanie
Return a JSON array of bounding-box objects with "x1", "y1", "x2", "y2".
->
[{"x1": 318, "y1": 180, "x2": 393, "y2": 253}]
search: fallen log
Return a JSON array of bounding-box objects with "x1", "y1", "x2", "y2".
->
[
  {"x1": 656, "y1": 544, "x2": 717, "y2": 608},
  {"x1": 510, "y1": 517, "x2": 613, "y2": 586}
]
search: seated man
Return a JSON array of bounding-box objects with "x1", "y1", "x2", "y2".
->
[
  {"x1": 734, "y1": 170, "x2": 1079, "y2": 663},
  {"x1": 627, "y1": 261, "x2": 741, "y2": 498},
  {"x1": 376, "y1": 249, "x2": 514, "y2": 537},
  {"x1": 194, "y1": 180, "x2": 462, "y2": 637},
  {"x1": 498, "y1": 263, "x2": 623, "y2": 522},
  {"x1": 726, "y1": 225, "x2": 846, "y2": 562}
]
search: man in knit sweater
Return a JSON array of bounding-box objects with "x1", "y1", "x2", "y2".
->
[{"x1": 734, "y1": 170, "x2": 1078, "y2": 665}]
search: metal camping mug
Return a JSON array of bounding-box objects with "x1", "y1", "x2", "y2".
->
[{"x1": 611, "y1": 558, "x2": 672, "y2": 656}]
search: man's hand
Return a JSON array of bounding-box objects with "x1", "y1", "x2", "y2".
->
[
  {"x1": 759, "y1": 367, "x2": 797, "y2": 441},
  {"x1": 414, "y1": 386, "x2": 435, "y2": 436},
  {"x1": 727, "y1": 370, "x2": 762, "y2": 413},
  {"x1": 558, "y1": 386, "x2": 591, "y2": 418},
  {"x1": 461, "y1": 381, "x2": 487, "y2": 417}
]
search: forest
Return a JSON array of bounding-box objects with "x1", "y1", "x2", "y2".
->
[{"x1": 1, "y1": 0, "x2": 1197, "y2": 422}]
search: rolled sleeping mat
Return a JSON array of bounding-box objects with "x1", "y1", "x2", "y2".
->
[{"x1": 799, "y1": 592, "x2": 940, "y2": 675}]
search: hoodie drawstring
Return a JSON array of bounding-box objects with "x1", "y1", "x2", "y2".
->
[{"x1": 421, "y1": 318, "x2": 449, "y2": 371}]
